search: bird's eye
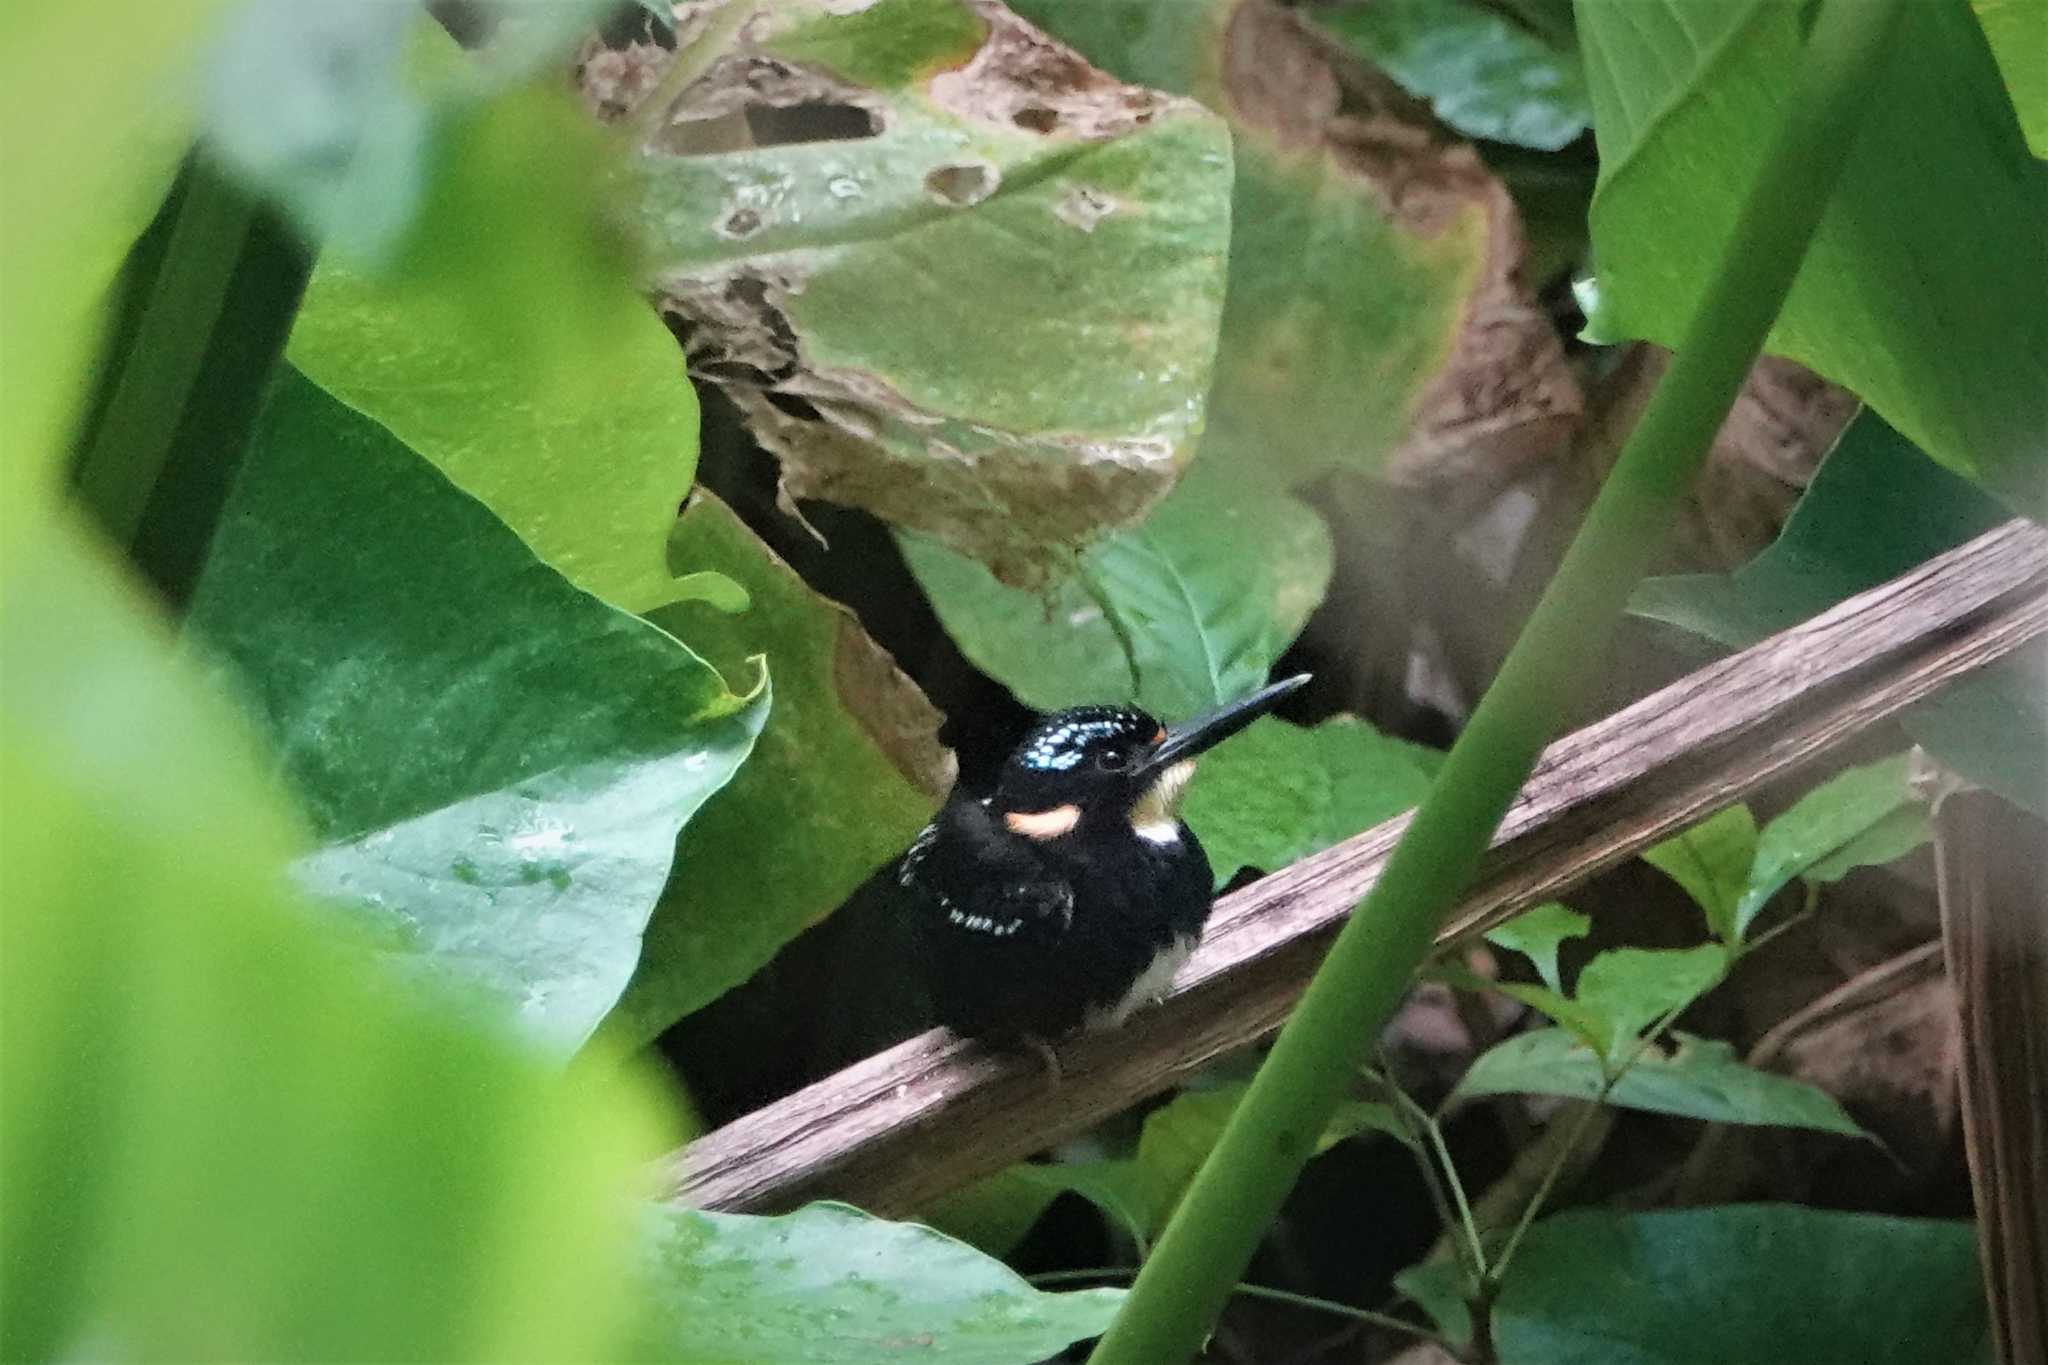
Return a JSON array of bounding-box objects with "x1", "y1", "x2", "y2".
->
[{"x1": 1096, "y1": 749, "x2": 1128, "y2": 771}]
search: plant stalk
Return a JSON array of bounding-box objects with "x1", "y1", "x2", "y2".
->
[{"x1": 1085, "y1": 1, "x2": 1908, "y2": 1359}]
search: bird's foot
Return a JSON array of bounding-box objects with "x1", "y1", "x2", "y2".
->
[{"x1": 1018, "y1": 1033, "x2": 1064, "y2": 1089}]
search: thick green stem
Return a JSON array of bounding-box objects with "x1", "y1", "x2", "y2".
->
[{"x1": 1085, "y1": 2, "x2": 1907, "y2": 1360}]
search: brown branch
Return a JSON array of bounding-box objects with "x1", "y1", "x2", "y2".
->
[
  {"x1": 659, "y1": 519, "x2": 2048, "y2": 1217},
  {"x1": 1936, "y1": 789, "x2": 2048, "y2": 1365}
]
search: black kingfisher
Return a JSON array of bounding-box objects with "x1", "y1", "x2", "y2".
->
[{"x1": 899, "y1": 674, "x2": 1310, "y2": 1052}]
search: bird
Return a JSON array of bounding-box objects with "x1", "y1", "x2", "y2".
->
[{"x1": 898, "y1": 674, "x2": 1311, "y2": 1062}]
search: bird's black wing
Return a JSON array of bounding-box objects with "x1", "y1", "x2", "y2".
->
[{"x1": 898, "y1": 798, "x2": 1075, "y2": 949}]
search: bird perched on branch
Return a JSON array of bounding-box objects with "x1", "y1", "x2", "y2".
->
[{"x1": 899, "y1": 674, "x2": 1310, "y2": 1063}]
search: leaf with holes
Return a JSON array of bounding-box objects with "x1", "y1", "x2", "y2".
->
[
  {"x1": 628, "y1": 0, "x2": 1233, "y2": 585},
  {"x1": 1012, "y1": 0, "x2": 1581, "y2": 489},
  {"x1": 187, "y1": 372, "x2": 765, "y2": 1055}
]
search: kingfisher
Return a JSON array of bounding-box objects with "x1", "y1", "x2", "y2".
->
[{"x1": 899, "y1": 674, "x2": 1310, "y2": 1057}]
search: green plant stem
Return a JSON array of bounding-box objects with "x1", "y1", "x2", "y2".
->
[
  {"x1": 1388, "y1": 1081, "x2": 1488, "y2": 1279},
  {"x1": 1085, "y1": 2, "x2": 1908, "y2": 1359},
  {"x1": 632, "y1": 0, "x2": 756, "y2": 146},
  {"x1": 1376, "y1": 1070, "x2": 1481, "y2": 1281},
  {"x1": 72, "y1": 160, "x2": 257, "y2": 546},
  {"x1": 1029, "y1": 1269, "x2": 1442, "y2": 1344}
]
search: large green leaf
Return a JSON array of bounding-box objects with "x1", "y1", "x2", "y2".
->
[
  {"x1": 2, "y1": 503, "x2": 662, "y2": 1362},
  {"x1": 633, "y1": 1203, "x2": 1123, "y2": 1363},
  {"x1": 1633, "y1": 413, "x2": 2047, "y2": 816},
  {"x1": 1179, "y1": 713, "x2": 1435, "y2": 886},
  {"x1": 1972, "y1": 0, "x2": 2048, "y2": 158},
  {"x1": 1577, "y1": 0, "x2": 2048, "y2": 515},
  {"x1": 1316, "y1": 0, "x2": 1591, "y2": 151},
  {"x1": 186, "y1": 371, "x2": 765, "y2": 1054},
  {"x1": 1494, "y1": 1206, "x2": 1992, "y2": 1364},
  {"x1": 606, "y1": 493, "x2": 952, "y2": 1046},
  {"x1": 1454, "y1": 1030, "x2": 1864, "y2": 1136},
  {"x1": 903, "y1": 466, "x2": 1332, "y2": 719},
  {"x1": 286, "y1": 83, "x2": 704, "y2": 614},
  {"x1": 1015, "y1": 0, "x2": 1581, "y2": 488},
  {"x1": 636, "y1": 0, "x2": 1232, "y2": 584}
]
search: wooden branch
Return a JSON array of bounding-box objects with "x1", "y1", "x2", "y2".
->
[
  {"x1": 1936, "y1": 789, "x2": 2048, "y2": 1365},
  {"x1": 659, "y1": 520, "x2": 2048, "y2": 1217}
]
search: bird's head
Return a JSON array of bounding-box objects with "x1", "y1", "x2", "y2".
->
[{"x1": 993, "y1": 674, "x2": 1310, "y2": 841}]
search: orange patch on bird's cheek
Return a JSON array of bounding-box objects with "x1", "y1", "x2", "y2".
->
[{"x1": 1005, "y1": 804, "x2": 1082, "y2": 839}]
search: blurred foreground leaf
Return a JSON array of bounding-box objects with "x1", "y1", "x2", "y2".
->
[
  {"x1": 1971, "y1": 0, "x2": 2048, "y2": 157},
  {"x1": 637, "y1": 0, "x2": 1233, "y2": 584},
  {"x1": 1454, "y1": 1030, "x2": 1864, "y2": 1136},
  {"x1": 187, "y1": 372, "x2": 765, "y2": 1054},
  {"x1": 1, "y1": 0, "x2": 216, "y2": 503},
  {"x1": 608, "y1": 493, "x2": 952, "y2": 1046},
  {"x1": 1578, "y1": 0, "x2": 2048, "y2": 516},
  {"x1": 1633, "y1": 413, "x2": 2048, "y2": 816},
  {"x1": 633, "y1": 1203, "x2": 1123, "y2": 1363},
  {"x1": 1, "y1": 505, "x2": 661, "y2": 1362},
  {"x1": 1494, "y1": 1206, "x2": 1992, "y2": 1364}
]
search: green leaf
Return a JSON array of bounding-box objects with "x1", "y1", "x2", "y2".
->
[
  {"x1": 1633, "y1": 411, "x2": 2048, "y2": 817},
  {"x1": 1493, "y1": 1206, "x2": 1993, "y2": 1364},
  {"x1": 606, "y1": 493, "x2": 952, "y2": 1047},
  {"x1": 287, "y1": 85, "x2": 703, "y2": 615},
  {"x1": 1972, "y1": 0, "x2": 2048, "y2": 158},
  {"x1": 2, "y1": 503, "x2": 662, "y2": 1362},
  {"x1": 1315, "y1": 0, "x2": 1591, "y2": 150},
  {"x1": 1640, "y1": 805, "x2": 1758, "y2": 944},
  {"x1": 1484, "y1": 902, "x2": 1590, "y2": 994},
  {"x1": 1571, "y1": 944, "x2": 1728, "y2": 1062},
  {"x1": 1454, "y1": 1030, "x2": 1865, "y2": 1136},
  {"x1": 641, "y1": 0, "x2": 1232, "y2": 584},
  {"x1": 1181, "y1": 714, "x2": 1435, "y2": 887},
  {"x1": 1736, "y1": 754, "x2": 1924, "y2": 939},
  {"x1": 1013, "y1": 0, "x2": 1582, "y2": 488},
  {"x1": 904, "y1": 467, "x2": 1333, "y2": 720},
  {"x1": 632, "y1": 1203, "x2": 1124, "y2": 1363},
  {"x1": 1393, "y1": 1258, "x2": 1474, "y2": 1349},
  {"x1": 1001, "y1": 1084, "x2": 1405, "y2": 1245},
  {"x1": 186, "y1": 371, "x2": 765, "y2": 1054},
  {"x1": 1578, "y1": 0, "x2": 2048, "y2": 516}
]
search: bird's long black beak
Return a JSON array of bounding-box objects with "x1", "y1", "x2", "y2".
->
[{"x1": 1140, "y1": 673, "x2": 1311, "y2": 776}]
